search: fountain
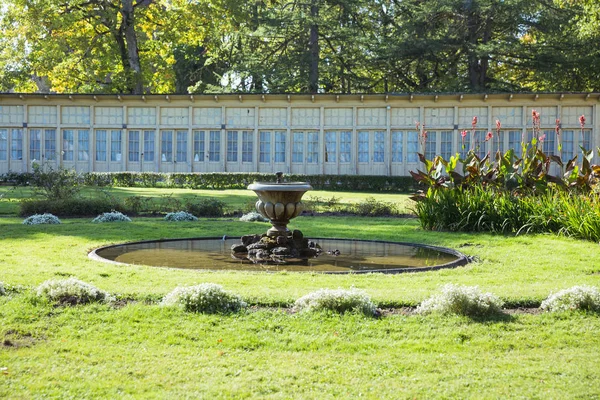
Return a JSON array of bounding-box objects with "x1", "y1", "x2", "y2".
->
[
  {"x1": 230, "y1": 172, "x2": 322, "y2": 264},
  {"x1": 89, "y1": 173, "x2": 470, "y2": 273}
]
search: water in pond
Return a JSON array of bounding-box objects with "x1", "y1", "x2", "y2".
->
[{"x1": 93, "y1": 238, "x2": 465, "y2": 273}]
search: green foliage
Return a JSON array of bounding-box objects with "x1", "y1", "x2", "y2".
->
[
  {"x1": 410, "y1": 143, "x2": 600, "y2": 241},
  {"x1": 352, "y1": 197, "x2": 399, "y2": 217},
  {"x1": 416, "y1": 284, "x2": 504, "y2": 317},
  {"x1": 20, "y1": 198, "x2": 125, "y2": 217},
  {"x1": 36, "y1": 278, "x2": 114, "y2": 305},
  {"x1": 161, "y1": 283, "x2": 247, "y2": 314},
  {"x1": 293, "y1": 288, "x2": 377, "y2": 316},
  {"x1": 185, "y1": 198, "x2": 226, "y2": 217},
  {"x1": 30, "y1": 165, "x2": 83, "y2": 201},
  {"x1": 81, "y1": 172, "x2": 416, "y2": 192}
]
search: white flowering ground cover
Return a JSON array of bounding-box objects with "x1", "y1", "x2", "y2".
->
[
  {"x1": 164, "y1": 211, "x2": 198, "y2": 222},
  {"x1": 36, "y1": 278, "x2": 114, "y2": 305},
  {"x1": 161, "y1": 283, "x2": 246, "y2": 313},
  {"x1": 239, "y1": 211, "x2": 269, "y2": 222},
  {"x1": 541, "y1": 285, "x2": 600, "y2": 312},
  {"x1": 92, "y1": 211, "x2": 132, "y2": 223},
  {"x1": 416, "y1": 283, "x2": 504, "y2": 316},
  {"x1": 1, "y1": 214, "x2": 600, "y2": 398},
  {"x1": 293, "y1": 288, "x2": 377, "y2": 316},
  {"x1": 22, "y1": 213, "x2": 61, "y2": 225}
]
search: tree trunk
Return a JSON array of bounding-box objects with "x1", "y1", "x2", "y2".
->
[
  {"x1": 308, "y1": 0, "x2": 319, "y2": 93},
  {"x1": 120, "y1": 0, "x2": 144, "y2": 94}
]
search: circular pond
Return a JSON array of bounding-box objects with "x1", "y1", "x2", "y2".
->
[{"x1": 90, "y1": 237, "x2": 468, "y2": 274}]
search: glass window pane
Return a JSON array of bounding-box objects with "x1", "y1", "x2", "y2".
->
[
  {"x1": 30, "y1": 129, "x2": 41, "y2": 161},
  {"x1": 44, "y1": 129, "x2": 56, "y2": 161},
  {"x1": 374, "y1": 131, "x2": 385, "y2": 163},
  {"x1": 0, "y1": 129, "x2": 7, "y2": 160},
  {"x1": 275, "y1": 131, "x2": 286, "y2": 163},
  {"x1": 78, "y1": 130, "x2": 89, "y2": 161},
  {"x1": 325, "y1": 131, "x2": 336, "y2": 163},
  {"x1": 339, "y1": 131, "x2": 351, "y2": 163},
  {"x1": 307, "y1": 132, "x2": 318, "y2": 164},
  {"x1": 562, "y1": 130, "x2": 574, "y2": 160},
  {"x1": 176, "y1": 130, "x2": 187, "y2": 162},
  {"x1": 392, "y1": 131, "x2": 403, "y2": 162},
  {"x1": 111, "y1": 130, "x2": 122, "y2": 162},
  {"x1": 292, "y1": 132, "x2": 304, "y2": 163},
  {"x1": 358, "y1": 131, "x2": 369, "y2": 162},
  {"x1": 242, "y1": 131, "x2": 253, "y2": 162},
  {"x1": 209, "y1": 130, "x2": 220, "y2": 162},
  {"x1": 161, "y1": 131, "x2": 172, "y2": 162},
  {"x1": 227, "y1": 131, "x2": 238, "y2": 162},
  {"x1": 407, "y1": 131, "x2": 419, "y2": 162},
  {"x1": 96, "y1": 130, "x2": 107, "y2": 161},
  {"x1": 143, "y1": 130, "x2": 154, "y2": 162},
  {"x1": 260, "y1": 131, "x2": 271, "y2": 163},
  {"x1": 129, "y1": 131, "x2": 140, "y2": 162},
  {"x1": 62, "y1": 130, "x2": 74, "y2": 161},
  {"x1": 425, "y1": 131, "x2": 436, "y2": 160},
  {"x1": 440, "y1": 131, "x2": 452, "y2": 159},
  {"x1": 193, "y1": 130, "x2": 205, "y2": 162}
]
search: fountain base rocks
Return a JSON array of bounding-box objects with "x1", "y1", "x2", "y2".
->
[
  {"x1": 231, "y1": 230, "x2": 322, "y2": 264},
  {"x1": 231, "y1": 172, "x2": 320, "y2": 264}
]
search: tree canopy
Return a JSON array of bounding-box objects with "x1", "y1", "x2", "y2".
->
[{"x1": 0, "y1": 0, "x2": 598, "y2": 94}]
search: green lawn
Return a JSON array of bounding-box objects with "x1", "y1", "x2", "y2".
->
[
  {"x1": 0, "y1": 185, "x2": 413, "y2": 215},
  {"x1": 1, "y1": 189, "x2": 600, "y2": 398}
]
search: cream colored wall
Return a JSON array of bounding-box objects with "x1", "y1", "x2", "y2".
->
[{"x1": 0, "y1": 93, "x2": 597, "y2": 176}]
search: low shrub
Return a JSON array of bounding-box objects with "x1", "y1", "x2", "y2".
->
[
  {"x1": 293, "y1": 288, "x2": 377, "y2": 316},
  {"x1": 352, "y1": 197, "x2": 398, "y2": 216},
  {"x1": 36, "y1": 278, "x2": 114, "y2": 305},
  {"x1": 164, "y1": 211, "x2": 198, "y2": 222},
  {"x1": 239, "y1": 212, "x2": 269, "y2": 222},
  {"x1": 92, "y1": 211, "x2": 132, "y2": 223},
  {"x1": 20, "y1": 198, "x2": 126, "y2": 217},
  {"x1": 161, "y1": 283, "x2": 247, "y2": 314},
  {"x1": 185, "y1": 198, "x2": 226, "y2": 217},
  {"x1": 541, "y1": 286, "x2": 600, "y2": 312},
  {"x1": 0, "y1": 282, "x2": 5, "y2": 296},
  {"x1": 22, "y1": 213, "x2": 61, "y2": 225},
  {"x1": 416, "y1": 284, "x2": 504, "y2": 317}
]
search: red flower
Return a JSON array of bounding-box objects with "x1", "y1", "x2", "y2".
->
[
  {"x1": 555, "y1": 119, "x2": 561, "y2": 135},
  {"x1": 415, "y1": 121, "x2": 421, "y2": 131},
  {"x1": 495, "y1": 119, "x2": 501, "y2": 130},
  {"x1": 485, "y1": 131, "x2": 493, "y2": 141},
  {"x1": 472, "y1": 116, "x2": 478, "y2": 127},
  {"x1": 461, "y1": 130, "x2": 468, "y2": 138},
  {"x1": 579, "y1": 115, "x2": 586, "y2": 128},
  {"x1": 539, "y1": 134, "x2": 546, "y2": 143}
]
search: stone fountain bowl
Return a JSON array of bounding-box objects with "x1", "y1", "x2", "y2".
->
[{"x1": 248, "y1": 181, "x2": 312, "y2": 236}]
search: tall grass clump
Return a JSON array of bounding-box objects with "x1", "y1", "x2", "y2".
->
[
  {"x1": 416, "y1": 284, "x2": 504, "y2": 317},
  {"x1": 541, "y1": 286, "x2": 600, "y2": 312},
  {"x1": 161, "y1": 283, "x2": 246, "y2": 314},
  {"x1": 36, "y1": 278, "x2": 114, "y2": 305},
  {"x1": 293, "y1": 288, "x2": 377, "y2": 316}
]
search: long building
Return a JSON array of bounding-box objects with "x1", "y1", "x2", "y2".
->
[{"x1": 0, "y1": 92, "x2": 598, "y2": 176}]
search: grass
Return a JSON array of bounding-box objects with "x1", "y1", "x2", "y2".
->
[
  {"x1": 0, "y1": 185, "x2": 413, "y2": 215},
  {"x1": 1, "y1": 187, "x2": 600, "y2": 398}
]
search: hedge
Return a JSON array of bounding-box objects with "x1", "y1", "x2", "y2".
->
[{"x1": 3, "y1": 171, "x2": 416, "y2": 192}]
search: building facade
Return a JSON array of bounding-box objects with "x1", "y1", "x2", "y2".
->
[{"x1": 0, "y1": 92, "x2": 598, "y2": 176}]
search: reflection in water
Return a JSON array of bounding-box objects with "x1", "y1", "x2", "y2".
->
[{"x1": 95, "y1": 238, "x2": 462, "y2": 273}]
